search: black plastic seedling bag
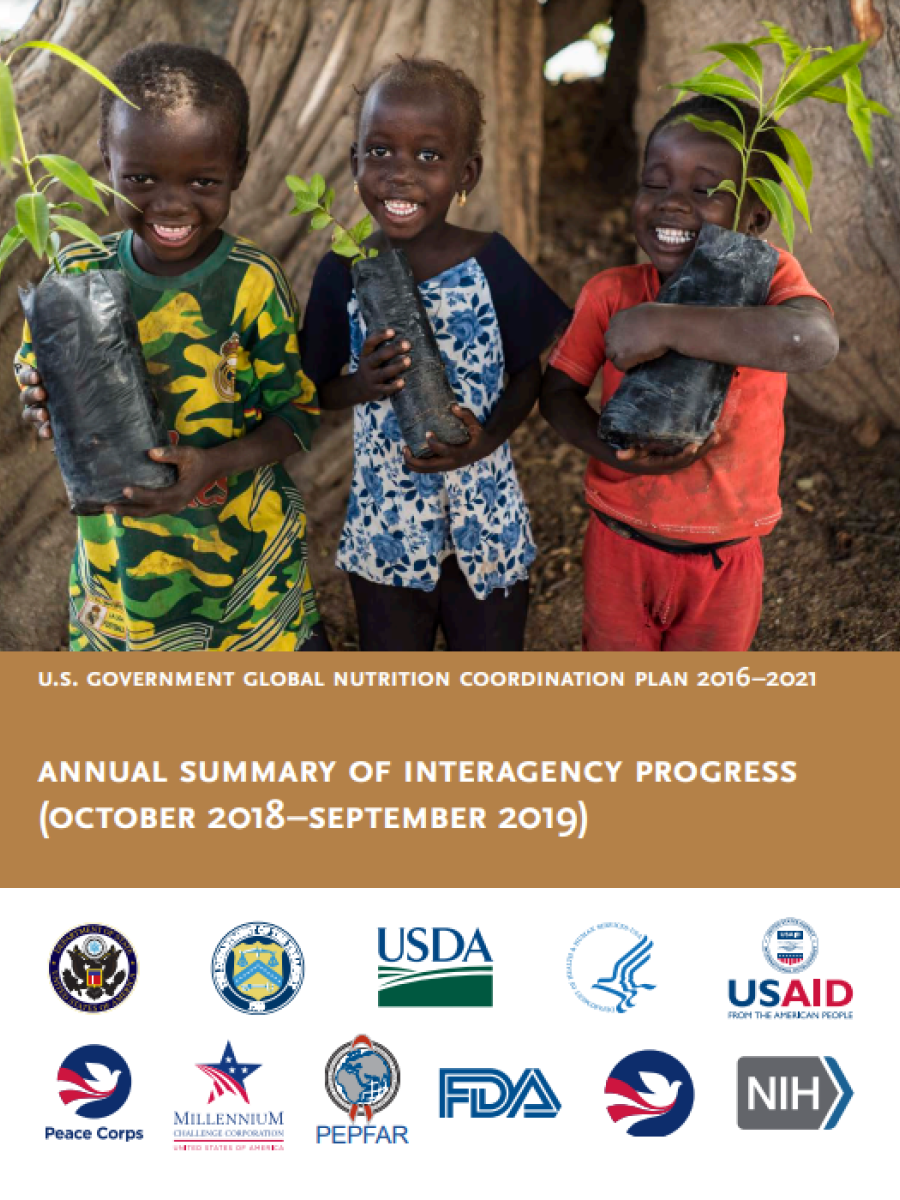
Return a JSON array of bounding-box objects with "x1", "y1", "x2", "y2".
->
[
  {"x1": 20, "y1": 270, "x2": 176, "y2": 515},
  {"x1": 352, "y1": 249, "x2": 468, "y2": 458},
  {"x1": 599, "y1": 223, "x2": 779, "y2": 452}
]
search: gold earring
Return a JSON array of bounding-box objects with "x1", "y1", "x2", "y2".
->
[
  {"x1": 353, "y1": 181, "x2": 359, "y2": 194},
  {"x1": 457, "y1": 190, "x2": 467, "y2": 208}
]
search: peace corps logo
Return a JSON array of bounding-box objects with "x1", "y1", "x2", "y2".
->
[
  {"x1": 211, "y1": 922, "x2": 304, "y2": 1014},
  {"x1": 49, "y1": 925, "x2": 138, "y2": 1012},
  {"x1": 762, "y1": 918, "x2": 818, "y2": 974}
]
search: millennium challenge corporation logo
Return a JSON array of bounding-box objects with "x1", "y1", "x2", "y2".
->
[
  {"x1": 567, "y1": 923, "x2": 655, "y2": 1013},
  {"x1": 49, "y1": 925, "x2": 138, "y2": 1013},
  {"x1": 378, "y1": 927, "x2": 493, "y2": 1007},
  {"x1": 212, "y1": 922, "x2": 304, "y2": 1014},
  {"x1": 763, "y1": 918, "x2": 819, "y2": 973},
  {"x1": 325, "y1": 1035, "x2": 400, "y2": 1124},
  {"x1": 174, "y1": 1042, "x2": 284, "y2": 1150}
]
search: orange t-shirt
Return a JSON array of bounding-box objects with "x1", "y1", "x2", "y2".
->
[{"x1": 549, "y1": 249, "x2": 829, "y2": 542}]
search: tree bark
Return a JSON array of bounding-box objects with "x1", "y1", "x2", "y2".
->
[
  {"x1": 0, "y1": 0, "x2": 543, "y2": 649},
  {"x1": 636, "y1": 0, "x2": 900, "y2": 434}
]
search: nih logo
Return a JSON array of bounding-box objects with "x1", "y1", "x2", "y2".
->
[{"x1": 439, "y1": 1070, "x2": 561, "y2": 1119}]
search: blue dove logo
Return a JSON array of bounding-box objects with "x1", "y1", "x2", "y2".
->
[
  {"x1": 591, "y1": 934, "x2": 656, "y2": 1012},
  {"x1": 566, "y1": 923, "x2": 656, "y2": 1014}
]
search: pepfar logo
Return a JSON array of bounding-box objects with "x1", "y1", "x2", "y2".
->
[
  {"x1": 728, "y1": 918, "x2": 854, "y2": 1020},
  {"x1": 439, "y1": 1070, "x2": 561, "y2": 1119},
  {"x1": 604, "y1": 1051, "x2": 694, "y2": 1137},
  {"x1": 737, "y1": 1057, "x2": 854, "y2": 1130},
  {"x1": 378, "y1": 928, "x2": 493, "y2": 1007}
]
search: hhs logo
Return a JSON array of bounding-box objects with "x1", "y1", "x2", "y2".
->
[{"x1": 439, "y1": 1070, "x2": 561, "y2": 1118}]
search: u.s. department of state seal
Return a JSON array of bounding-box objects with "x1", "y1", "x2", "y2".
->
[
  {"x1": 49, "y1": 924, "x2": 138, "y2": 1012},
  {"x1": 762, "y1": 917, "x2": 819, "y2": 974},
  {"x1": 211, "y1": 922, "x2": 304, "y2": 1014}
]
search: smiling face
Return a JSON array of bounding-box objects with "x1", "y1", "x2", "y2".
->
[
  {"x1": 352, "y1": 81, "x2": 481, "y2": 246},
  {"x1": 633, "y1": 120, "x2": 770, "y2": 278},
  {"x1": 102, "y1": 103, "x2": 246, "y2": 276}
]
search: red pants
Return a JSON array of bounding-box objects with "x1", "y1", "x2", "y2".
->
[{"x1": 582, "y1": 515, "x2": 764, "y2": 651}]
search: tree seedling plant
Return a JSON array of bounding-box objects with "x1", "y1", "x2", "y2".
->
[
  {"x1": 1, "y1": 40, "x2": 176, "y2": 513},
  {"x1": 599, "y1": 21, "x2": 891, "y2": 453},
  {"x1": 670, "y1": 20, "x2": 891, "y2": 250},
  {"x1": 286, "y1": 172, "x2": 468, "y2": 458}
]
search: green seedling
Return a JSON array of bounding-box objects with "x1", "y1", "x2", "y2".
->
[
  {"x1": 0, "y1": 40, "x2": 137, "y2": 276},
  {"x1": 285, "y1": 173, "x2": 378, "y2": 264},
  {"x1": 668, "y1": 20, "x2": 891, "y2": 249}
]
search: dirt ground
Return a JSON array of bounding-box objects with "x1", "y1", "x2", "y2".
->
[{"x1": 307, "y1": 80, "x2": 900, "y2": 652}]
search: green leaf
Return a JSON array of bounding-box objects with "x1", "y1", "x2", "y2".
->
[
  {"x1": 16, "y1": 191, "x2": 50, "y2": 256},
  {"x1": 702, "y1": 43, "x2": 764, "y2": 92},
  {"x1": 367, "y1": 247, "x2": 379, "y2": 259},
  {"x1": 310, "y1": 211, "x2": 332, "y2": 230},
  {"x1": 771, "y1": 124, "x2": 813, "y2": 188},
  {"x1": 11, "y1": 41, "x2": 137, "y2": 105},
  {"x1": 760, "y1": 152, "x2": 811, "y2": 228},
  {"x1": 50, "y1": 213, "x2": 105, "y2": 250},
  {"x1": 309, "y1": 173, "x2": 326, "y2": 200},
  {"x1": 760, "y1": 21, "x2": 804, "y2": 66},
  {"x1": 667, "y1": 72, "x2": 759, "y2": 104},
  {"x1": 349, "y1": 214, "x2": 374, "y2": 244},
  {"x1": 0, "y1": 223, "x2": 25, "y2": 269},
  {"x1": 94, "y1": 179, "x2": 140, "y2": 210},
  {"x1": 808, "y1": 83, "x2": 892, "y2": 116},
  {"x1": 285, "y1": 175, "x2": 318, "y2": 213},
  {"x1": 678, "y1": 114, "x2": 745, "y2": 154},
  {"x1": 37, "y1": 153, "x2": 107, "y2": 212},
  {"x1": 0, "y1": 61, "x2": 17, "y2": 172},
  {"x1": 842, "y1": 65, "x2": 873, "y2": 165},
  {"x1": 321, "y1": 186, "x2": 335, "y2": 212},
  {"x1": 285, "y1": 174, "x2": 312, "y2": 198},
  {"x1": 864, "y1": 98, "x2": 893, "y2": 118},
  {"x1": 50, "y1": 200, "x2": 84, "y2": 212},
  {"x1": 674, "y1": 59, "x2": 723, "y2": 104},
  {"x1": 748, "y1": 175, "x2": 795, "y2": 251},
  {"x1": 709, "y1": 179, "x2": 739, "y2": 198},
  {"x1": 774, "y1": 42, "x2": 870, "y2": 115},
  {"x1": 331, "y1": 229, "x2": 359, "y2": 258}
]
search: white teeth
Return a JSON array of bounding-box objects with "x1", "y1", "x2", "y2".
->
[
  {"x1": 383, "y1": 200, "x2": 420, "y2": 217},
  {"x1": 655, "y1": 227, "x2": 696, "y2": 246},
  {"x1": 152, "y1": 224, "x2": 194, "y2": 242}
]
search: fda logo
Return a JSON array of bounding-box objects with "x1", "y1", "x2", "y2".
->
[
  {"x1": 439, "y1": 1069, "x2": 561, "y2": 1119},
  {"x1": 737, "y1": 1057, "x2": 853, "y2": 1130}
]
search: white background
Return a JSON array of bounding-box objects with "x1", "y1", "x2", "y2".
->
[{"x1": 2, "y1": 887, "x2": 894, "y2": 1198}]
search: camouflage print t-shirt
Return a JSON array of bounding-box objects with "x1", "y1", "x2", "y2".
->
[{"x1": 17, "y1": 231, "x2": 320, "y2": 651}]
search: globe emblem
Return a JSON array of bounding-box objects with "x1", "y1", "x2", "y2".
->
[{"x1": 325, "y1": 1035, "x2": 400, "y2": 1121}]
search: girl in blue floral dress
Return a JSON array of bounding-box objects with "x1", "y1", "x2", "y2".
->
[{"x1": 301, "y1": 58, "x2": 569, "y2": 650}]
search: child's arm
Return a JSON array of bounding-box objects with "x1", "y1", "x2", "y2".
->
[
  {"x1": 402, "y1": 359, "x2": 540, "y2": 474},
  {"x1": 540, "y1": 366, "x2": 719, "y2": 476},
  {"x1": 604, "y1": 297, "x2": 839, "y2": 374}
]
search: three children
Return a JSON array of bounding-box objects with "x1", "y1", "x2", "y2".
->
[{"x1": 17, "y1": 46, "x2": 837, "y2": 654}]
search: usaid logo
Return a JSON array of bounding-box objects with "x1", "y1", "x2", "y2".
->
[
  {"x1": 737, "y1": 1057, "x2": 854, "y2": 1130},
  {"x1": 378, "y1": 928, "x2": 492, "y2": 1007},
  {"x1": 439, "y1": 1070, "x2": 560, "y2": 1118},
  {"x1": 729, "y1": 918, "x2": 853, "y2": 1019}
]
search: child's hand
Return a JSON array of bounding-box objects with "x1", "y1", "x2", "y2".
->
[
  {"x1": 402, "y1": 406, "x2": 492, "y2": 473},
  {"x1": 605, "y1": 303, "x2": 672, "y2": 372},
  {"x1": 615, "y1": 430, "x2": 721, "y2": 475},
  {"x1": 354, "y1": 329, "x2": 412, "y2": 402},
  {"x1": 104, "y1": 446, "x2": 220, "y2": 517},
  {"x1": 17, "y1": 367, "x2": 53, "y2": 440}
]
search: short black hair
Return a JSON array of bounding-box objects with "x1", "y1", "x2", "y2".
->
[
  {"x1": 647, "y1": 95, "x2": 786, "y2": 182},
  {"x1": 356, "y1": 56, "x2": 485, "y2": 158},
  {"x1": 99, "y1": 42, "x2": 250, "y2": 164}
]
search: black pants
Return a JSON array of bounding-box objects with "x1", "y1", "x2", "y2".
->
[{"x1": 349, "y1": 556, "x2": 530, "y2": 651}]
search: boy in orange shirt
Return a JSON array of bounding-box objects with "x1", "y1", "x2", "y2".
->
[{"x1": 541, "y1": 96, "x2": 838, "y2": 652}]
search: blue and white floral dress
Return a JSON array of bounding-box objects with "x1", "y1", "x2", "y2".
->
[{"x1": 301, "y1": 233, "x2": 570, "y2": 598}]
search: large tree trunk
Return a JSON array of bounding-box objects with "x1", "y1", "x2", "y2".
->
[
  {"x1": 637, "y1": 0, "x2": 900, "y2": 436},
  {"x1": 0, "y1": 0, "x2": 543, "y2": 649}
]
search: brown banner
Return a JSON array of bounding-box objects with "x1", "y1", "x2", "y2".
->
[{"x1": 1, "y1": 652, "x2": 896, "y2": 888}]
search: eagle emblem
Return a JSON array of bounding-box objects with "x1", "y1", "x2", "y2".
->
[{"x1": 49, "y1": 925, "x2": 138, "y2": 1012}]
